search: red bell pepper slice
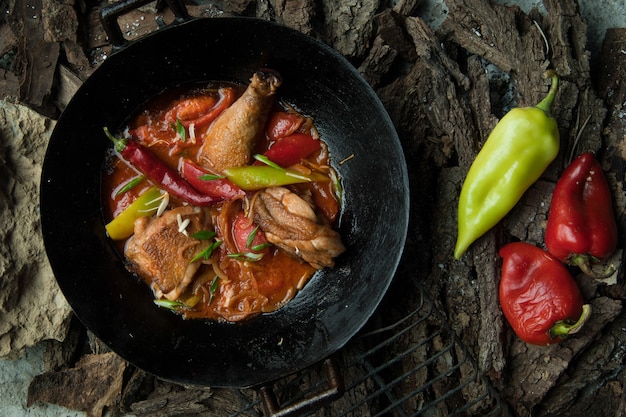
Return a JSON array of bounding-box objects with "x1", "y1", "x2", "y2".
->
[
  {"x1": 266, "y1": 111, "x2": 305, "y2": 140},
  {"x1": 180, "y1": 159, "x2": 245, "y2": 202},
  {"x1": 232, "y1": 211, "x2": 269, "y2": 254},
  {"x1": 499, "y1": 242, "x2": 591, "y2": 346},
  {"x1": 262, "y1": 133, "x2": 321, "y2": 167},
  {"x1": 544, "y1": 152, "x2": 618, "y2": 277}
]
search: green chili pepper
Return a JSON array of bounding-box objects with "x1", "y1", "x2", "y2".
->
[
  {"x1": 105, "y1": 187, "x2": 164, "y2": 240},
  {"x1": 222, "y1": 165, "x2": 329, "y2": 191},
  {"x1": 454, "y1": 70, "x2": 560, "y2": 259}
]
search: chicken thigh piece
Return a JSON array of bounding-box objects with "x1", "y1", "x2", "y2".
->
[
  {"x1": 253, "y1": 187, "x2": 345, "y2": 269},
  {"x1": 198, "y1": 70, "x2": 282, "y2": 173},
  {"x1": 125, "y1": 206, "x2": 213, "y2": 301}
]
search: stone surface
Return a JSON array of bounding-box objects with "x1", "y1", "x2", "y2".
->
[{"x1": 0, "y1": 99, "x2": 72, "y2": 359}]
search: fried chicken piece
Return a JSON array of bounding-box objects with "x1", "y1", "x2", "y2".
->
[
  {"x1": 253, "y1": 187, "x2": 345, "y2": 269},
  {"x1": 125, "y1": 206, "x2": 212, "y2": 300},
  {"x1": 198, "y1": 70, "x2": 282, "y2": 172}
]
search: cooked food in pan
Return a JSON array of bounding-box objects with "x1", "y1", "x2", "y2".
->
[{"x1": 102, "y1": 69, "x2": 345, "y2": 322}]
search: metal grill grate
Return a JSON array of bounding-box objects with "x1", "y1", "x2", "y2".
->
[{"x1": 229, "y1": 279, "x2": 508, "y2": 417}]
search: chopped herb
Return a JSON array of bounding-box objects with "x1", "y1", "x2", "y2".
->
[
  {"x1": 227, "y1": 251, "x2": 265, "y2": 262},
  {"x1": 154, "y1": 299, "x2": 187, "y2": 310},
  {"x1": 251, "y1": 242, "x2": 272, "y2": 252},
  {"x1": 208, "y1": 275, "x2": 219, "y2": 305},
  {"x1": 171, "y1": 118, "x2": 186, "y2": 142},
  {"x1": 189, "y1": 240, "x2": 222, "y2": 263},
  {"x1": 199, "y1": 173, "x2": 224, "y2": 181},
  {"x1": 246, "y1": 226, "x2": 260, "y2": 248},
  {"x1": 254, "y1": 154, "x2": 283, "y2": 170},
  {"x1": 115, "y1": 175, "x2": 145, "y2": 196},
  {"x1": 192, "y1": 230, "x2": 217, "y2": 240}
]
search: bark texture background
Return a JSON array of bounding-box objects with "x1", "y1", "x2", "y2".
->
[{"x1": 1, "y1": 0, "x2": 625, "y2": 416}]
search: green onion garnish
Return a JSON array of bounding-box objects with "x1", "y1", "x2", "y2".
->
[
  {"x1": 199, "y1": 173, "x2": 224, "y2": 181},
  {"x1": 115, "y1": 175, "x2": 145, "y2": 196},
  {"x1": 251, "y1": 242, "x2": 272, "y2": 252},
  {"x1": 227, "y1": 251, "x2": 265, "y2": 262},
  {"x1": 246, "y1": 226, "x2": 259, "y2": 248},
  {"x1": 189, "y1": 240, "x2": 222, "y2": 263},
  {"x1": 154, "y1": 299, "x2": 186, "y2": 310},
  {"x1": 192, "y1": 230, "x2": 217, "y2": 240},
  {"x1": 253, "y1": 154, "x2": 283, "y2": 170},
  {"x1": 208, "y1": 275, "x2": 219, "y2": 305},
  {"x1": 172, "y1": 119, "x2": 186, "y2": 142}
]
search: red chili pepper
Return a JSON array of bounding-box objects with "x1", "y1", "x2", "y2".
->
[
  {"x1": 180, "y1": 159, "x2": 245, "y2": 201},
  {"x1": 261, "y1": 133, "x2": 321, "y2": 167},
  {"x1": 499, "y1": 242, "x2": 591, "y2": 346},
  {"x1": 545, "y1": 152, "x2": 618, "y2": 276},
  {"x1": 104, "y1": 127, "x2": 220, "y2": 206},
  {"x1": 266, "y1": 111, "x2": 305, "y2": 140}
]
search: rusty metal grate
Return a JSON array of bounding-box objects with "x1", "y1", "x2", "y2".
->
[{"x1": 229, "y1": 278, "x2": 508, "y2": 417}]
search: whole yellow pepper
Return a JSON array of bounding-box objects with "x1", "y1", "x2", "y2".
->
[{"x1": 454, "y1": 71, "x2": 560, "y2": 259}]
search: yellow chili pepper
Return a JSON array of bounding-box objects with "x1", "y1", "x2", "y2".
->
[
  {"x1": 105, "y1": 187, "x2": 163, "y2": 240},
  {"x1": 454, "y1": 71, "x2": 560, "y2": 259}
]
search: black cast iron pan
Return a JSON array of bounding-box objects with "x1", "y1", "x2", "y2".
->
[{"x1": 40, "y1": 0, "x2": 409, "y2": 394}]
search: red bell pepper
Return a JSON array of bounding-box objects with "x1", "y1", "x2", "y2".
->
[
  {"x1": 545, "y1": 152, "x2": 618, "y2": 276},
  {"x1": 180, "y1": 159, "x2": 245, "y2": 202},
  {"x1": 262, "y1": 133, "x2": 321, "y2": 167},
  {"x1": 499, "y1": 242, "x2": 591, "y2": 346},
  {"x1": 266, "y1": 111, "x2": 305, "y2": 140}
]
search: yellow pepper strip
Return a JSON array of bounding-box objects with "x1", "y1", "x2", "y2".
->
[
  {"x1": 105, "y1": 187, "x2": 163, "y2": 240},
  {"x1": 222, "y1": 165, "x2": 329, "y2": 191},
  {"x1": 454, "y1": 70, "x2": 560, "y2": 259}
]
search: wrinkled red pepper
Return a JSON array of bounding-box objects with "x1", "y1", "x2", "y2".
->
[
  {"x1": 104, "y1": 127, "x2": 220, "y2": 206},
  {"x1": 180, "y1": 159, "x2": 245, "y2": 201},
  {"x1": 545, "y1": 152, "x2": 618, "y2": 276},
  {"x1": 499, "y1": 242, "x2": 591, "y2": 346},
  {"x1": 262, "y1": 133, "x2": 321, "y2": 167}
]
